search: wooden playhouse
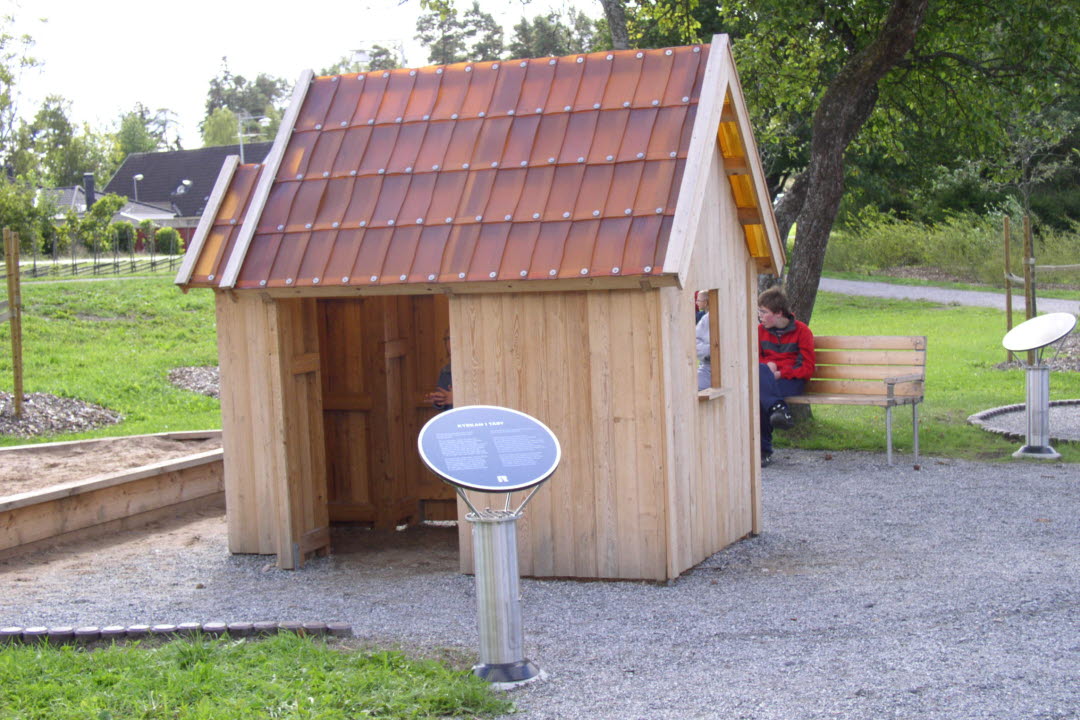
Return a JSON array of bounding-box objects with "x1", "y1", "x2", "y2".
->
[{"x1": 175, "y1": 34, "x2": 784, "y2": 581}]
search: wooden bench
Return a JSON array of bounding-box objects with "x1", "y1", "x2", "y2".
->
[{"x1": 785, "y1": 335, "x2": 927, "y2": 465}]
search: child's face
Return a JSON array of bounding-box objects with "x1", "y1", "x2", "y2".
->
[{"x1": 758, "y1": 306, "x2": 784, "y2": 329}]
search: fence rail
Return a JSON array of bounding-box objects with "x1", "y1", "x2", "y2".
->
[{"x1": 0, "y1": 253, "x2": 182, "y2": 282}]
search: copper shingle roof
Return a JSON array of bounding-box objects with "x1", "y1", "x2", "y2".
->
[{"x1": 178, "y1": 36, "x2": 781, "y2": 292}]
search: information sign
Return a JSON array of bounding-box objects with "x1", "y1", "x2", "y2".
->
[{"x1": 417, "y1": 405, "x2": 561, "y2": 493}]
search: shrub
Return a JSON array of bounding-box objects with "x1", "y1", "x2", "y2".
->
[
  {"x1": 111, "y1": 221, "x2": 137, "y2": 253},
  {"x1": 154, "y1": 226, "x2": 183, "y2": 254}
]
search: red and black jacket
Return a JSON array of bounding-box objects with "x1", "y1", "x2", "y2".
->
[{"x1": 758, "y1": 314, "x2": 816, "y2": 381}]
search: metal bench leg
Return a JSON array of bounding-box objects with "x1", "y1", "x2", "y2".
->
[
  {"x1": 886, "y1": 405, "x2": 894, "y2": 466},
  {"x1": 913, "y1": 403, "x2": 920, "y2": 464}
]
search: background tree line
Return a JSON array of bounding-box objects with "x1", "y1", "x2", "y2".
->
[{"x1": 2, "y1": 1, "x2": 1076, "y2": 320}]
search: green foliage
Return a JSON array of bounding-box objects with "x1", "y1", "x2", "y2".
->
[
  {"x1": 0, "y1": 633, "x2": 514, "y2": 719},
  {"x1": 200, "y1": 106, "x2": 238, "y2": 147},
  {"x1": 153, "y1": 226, "x2": 183, "y2": 255},
  {"x1": 321, "y1": 45, "x2": 403, "y2": 75},
  {"x1": 780, "y1": 293, "x2": 1080, "y2": 462},
  {"x1": 110, "y1": 221, "x2": 136, "y2": 253},
  {"x1": 507, "y1": 8, "x2": 607, "y2": 58},
  {"x1": 824, "y1": 211, "x2": 1080, "y2": 287},
  {"x1": 10, "y1": 95, "x2": 118, "y2": 187},
  {"x1": 202, "y1": 58, "x2": 288, "y2": 140},
  {"x1": 117, "y1": 102, "x2": 177, "y2": 155},
  {"x1": 0, "y1": 177, "x2": 53, "y2": 250},
  {"x1": 75, "y1": 193, "x2": 126, "y2": 254},
  {"x1": 415, "y1": 0, "x2": 503, "y2": 64}
]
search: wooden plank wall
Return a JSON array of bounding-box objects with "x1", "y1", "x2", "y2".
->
[
  {"x1": 318, "y1": 295, "x2": 455, "y2": 529},
  {"x1": 274, "y1": 298, "x2": 330, "y2": 566},
  {"x1": 660, "y1": 147, "x2": 760, "y2": 578},
  {"x1": 450, "y1": 290, "x2": 669, "y2": 581},
  {"x1": 216, "y1": 291, "x2": 287, "y2": 555}
]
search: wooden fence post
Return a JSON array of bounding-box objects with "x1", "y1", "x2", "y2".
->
[
  {"x1": 3, "y1": 228, "x2": 24, "y2": 417},
  {"x1": 1003, "y1": 216, "x2": 1014, "y2": 364}
]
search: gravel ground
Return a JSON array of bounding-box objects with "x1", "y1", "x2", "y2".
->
[{"x1": 2, "y1": 449, "x2": 1077, "y2": 720}]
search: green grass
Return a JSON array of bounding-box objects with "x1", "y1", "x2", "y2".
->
[
  {"x1": 0, "y1": 633, "x2": 513, "y2": 720},
  {"x1": 0, "y1": 277, "x2": 221, "y2": 445},
  {"x1": 0, "y1": 277, "x2": 1076, "y2": 460},
  {"x1": 777, "y1": 292, "x2": 1080, "y2": 462}
]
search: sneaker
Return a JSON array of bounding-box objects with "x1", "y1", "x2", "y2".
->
[
  {"x1": 761, "y1": 450, "x2": 774, "y2": 467},
  {"x1": 769, "y1": 402, "x2": 794, "y2": 430}
]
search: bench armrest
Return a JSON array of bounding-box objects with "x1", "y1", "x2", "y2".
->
[{"x1": 884, "y1": 372, "x2": 924, "y2": 399}]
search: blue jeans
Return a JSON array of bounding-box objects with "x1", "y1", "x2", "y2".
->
[{"x1": 759, "y1": 364, "x2": 804, "y2": 454}]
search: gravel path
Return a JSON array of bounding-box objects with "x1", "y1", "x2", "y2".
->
[
  {"x1": 818, "y1": 278, "x2": 1080, "y2": 316},
  {"x1": 2, "y1": 450, "x2": 1076, "y2": 719}
]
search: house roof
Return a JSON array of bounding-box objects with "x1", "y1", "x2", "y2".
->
[
  {"x1": 105, "y1": 143, "x2": 273, "y2": 218},
  {"x1": 177, "y1": 35, "x2": 781, "y2": 293},
  {"x1": 39, "y1": 187, "x2": 175, "y2": 223}
]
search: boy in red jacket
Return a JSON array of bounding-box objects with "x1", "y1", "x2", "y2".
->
[{"x1": 758, "y1": 288, "x2": 815, "y2": 466}]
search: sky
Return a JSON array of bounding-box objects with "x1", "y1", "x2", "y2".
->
[{"x1": 8, "y1": 0, "x2": 594, "y2": 149}]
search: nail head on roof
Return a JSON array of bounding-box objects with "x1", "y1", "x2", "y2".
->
[
  {"x1": 342, "y1": 276, "x2": 349, "y2": 283},
  {"x1": 350, "y1": 170, "x2": 357, "y2": 176},
  {"x1": 623, "y1": 101, "x2": 630, "y2": 108},
  {"x1": 458, "y1": 272, "x2": 466, "y2": 278},
  {"x1": 637, "y1": 152, "x2": 645, "y2": 159},
  {"x1": 693, "y1": 47, "x2": 701, "y2": 52},
  {"x1": 322, "y1": 171, "x2": 330, "y2": 177},
  {"x1": 682, "y1": 96, "x2": 690, "y2": 103},
  {"x1": 520, "y1": 61, "x2": 527, "y2": 67},
  {"x1": 492, "y1": 63, "x2": 499, "y2": 70},
  {"x1": 548, "y1": 157, "x2": 555, "y2": 163},
  {"x1": 358, "y1": 75, "x2": 365, "y2": 80},
  {"x1": 432, "y1": 164, "x2": 440, "y2": 170},
  {"x1": 399, "y1": 274, "x2": 407, "y2": 281},
  {"x1": 445, "y1": 217, "x2": 453, "y2": 223},
  {"x1": 592, "y1": 210, "x2": 600, "y2": 216},
  {"x1": 416, "y1": 218, "x2": 423, "y2": 224},
  {"x1": 576, "y1": 57, "x2": 584, "y2": 63},
  {"x1": 665, "y1": 49, "x2": 673, "y2": 56},
  {"x1": 652, "y1": 99, "x2": 659, "y2": 106},
  {"x1": 532, "y1": 213, "x2": 540, "y2": 219},
  {"x1": 613, "y1": 266, "x2": 621, "y2": 273},
  {"x1": 370, "y1": 275, "x2": 378, "y2": 282},
  {"x1": 563, "y1": 105, "x2": 571, "y2": 111},
  {"x1": 562, "y1": 211, "x2": 570, "y2": 218},
  {"x1": 504, "y1": 214, "x2": 512, "y2": 221},
  {"x1": 312, "y1": 277, "x2": 320, "y2": 284},
  {"x1": 520, "y1": 160, "x2": 527, "y2": 166},
  {"x1": 428, "y1": 274, "x2": 436, "y2": 281},
  {"x1": 593, "y1": 103, "x2": 601, "y2": 109},
  {"x1": 395, "y1": 117, "x2": 402, "y2": 123},
  {"x1": 405, "y1": 166, "x2": 413, "y2": 173},
  {"x1": 208, "y1": 274, "x2": 215, "y2": 281},
  {"x1": 549, "y1": 269, "x2": 557, "y2": 276},
  {"x1": 606, "y1": 54, "x2": 613, "y2": 60},
  {"x1": 489, "y1": 271, "x2": 496, "y2": 278},
  {"x1": 462, "y1": 162, "x2": 470, "y2": 169},
  {"x1": 507, "y1": 109, "x2": 515, "y2": 115},
  {"x1": 382, "y1": 71, "x2": 390, "y2": 77},
  {"x1": 277, "y1": 224, "x2": 285, "y2": 230},
  {"x1": 580, "y1": 268, "x2": 588, "y2": 275},
  {"x1": 286, "y1": 278, "x2": 293, "y2": 284},
  {"x1": 491, "y1": 161, "x2": 498, "y2": 167},
  {"x1": 606, "y1": 154, "x2": 614, "y2": 161},
  {"x1": 367, "y1": 119, "x2": 374, "y2": 124},
  {"x1": 644, "y1": 265, "x2": 653, "y2": 272},
  {"x1": 378, "y1": 169, "x2": 385, "y2": 174},
  {"x1": 535, "y1": 107, "x2": 542, "y2": 113},
  {"x1": 340, "y1": 121, "x2": 347, "y2": 127},
  {"x1": 296, "y1": 174, "x2": 303, "y2": 180},
  {"x1": 259, "y1": 280, "x2": 266, "y2": 286},
  {"x1": 409, "y1": 70, "x2": 416, "y2": 76},
  {"x1": 655, "y1": 207, "x2": 663, "y2": 213},
  {"x1": 519, "y1": 270, "x2": 527, "y2": 277},
  {"x1": 423, "y1": 114, "x2": 430, "y2": 120},
  {"x1": 315, "y1": 123, "x2": 322, "y2": 130},
  {"x1": 332, "y1": 222, "x2": 340, "y2": 228},
  {"x1": 624, "y1": 208, "x2": 632, "y2": 215},
  {"x1": 436, "y1": 68, "x2": 443, "y2": 74},
  {"x1": 636, "y1": 52, "x2": 644, "y2": 58},
  {"x1": 478, "y1": 111, "x2": 486, "y2": 117},
  {"x1": 451, "y1": 113, "x2": 458, "y2": 119},
  {"x1": 577, "y1": 157, "x2": 585, "y2": 163},
  {"x1": 669, "y1": 151, "x2": 677, "y2": 158},
  {"x1": 360, "y1": 221, "x2": 367, "y2": 227},
  {"x1": 475, "y1": 215, "x2": 483, "y2": 221},
  {"x1": 465, "y1": 66, "x2": 472, "y2": 72},
  {"x1": 305, "y1": 223, "x2": 312, "y2": 229},
  {"x1": 549, "y1": 59, "x2": 556, "y2": 65}
]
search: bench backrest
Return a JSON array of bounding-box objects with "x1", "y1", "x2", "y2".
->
[{"x1": 805, "y1": 335, "x2": 926, "y2": 399}]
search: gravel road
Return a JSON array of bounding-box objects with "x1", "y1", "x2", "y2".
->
[{"x1": 2, "y1": 449, "x2": 1076, "y2": 720}]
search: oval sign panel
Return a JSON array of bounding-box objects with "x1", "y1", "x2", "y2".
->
[{"x1": 418, "y1": 405, "x2": 561, "y2": 493}]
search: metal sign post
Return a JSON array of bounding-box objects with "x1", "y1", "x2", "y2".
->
[
  {"x1": 1002, "y1": 312, "x2": 1077, "y2": 460},
  {"x1": 418, "y1": 405, "x2": 560, "y2": 688}
]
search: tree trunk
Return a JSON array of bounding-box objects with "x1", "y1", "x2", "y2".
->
[
  {"x1": 599, "y1": 0, "x2": 630, "y2": 50},
  {"x1": 785, "y1": 0, "x2": 929, "y2": 324}
]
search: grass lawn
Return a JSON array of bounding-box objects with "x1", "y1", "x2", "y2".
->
[
  {"x1": 782, "y1": 292, "x2": 1080, "y2": 462},
  {"x1": 0, "y1": 633, "x2": 513, "y2": 720},
  {"x1": 0, "y1": 277, "x2": 1075, "y2": 460},
  {"x1": 0, "y1": 277, "x2": 220, "y2": 445}
]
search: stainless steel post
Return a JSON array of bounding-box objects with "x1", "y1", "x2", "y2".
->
[
  {"x1": 468, "y1": 508, "x2": 541, "y2": 686},
  {"x1": 1014, "y1": 364, "x2": 1059, "y2": 459}
]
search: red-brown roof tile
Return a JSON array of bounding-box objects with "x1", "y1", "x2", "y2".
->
[{"x1": 183, "y1": 43, "x2": 730, "y2": 290}]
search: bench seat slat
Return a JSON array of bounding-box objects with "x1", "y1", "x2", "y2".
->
[
  {"x1": 812, "y1": 364, "x2": 925, "y2": 382},
  {"x1": 786, "y1": 393, "x2": 921, "y2": 407},
  {"x1": 802, "y1": 378, "x2": 923, "y2": 397}
]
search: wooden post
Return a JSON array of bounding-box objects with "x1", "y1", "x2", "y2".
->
[
  {"x1": 1003, "y1": 216, "x2": 1014, "y2": 364},
  {"x1": 3, "y1": 229, "x2": 24, "y2": 417},
  {"x1": 1022, "y1": 214, "x2": 1035, "y2": 366}
]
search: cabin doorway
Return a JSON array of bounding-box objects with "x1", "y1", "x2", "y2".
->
[{"x1": 316, "y1": 294, "x2": 457, "y2": 530}]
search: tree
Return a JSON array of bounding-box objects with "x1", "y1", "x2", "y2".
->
[
  {"x1": 0, "y1": 14, "x2": 39, "y2": 169},
  {"x1": 201, "y1": 106, "x2": 239, "y2": 147},
  {"x1": 202, "y1": 58, "x2": 289, "y2": 140},
  {"x1": 10, "y1": 95, "x2": 117, "y2": 187},
  {"x1": 320, "y1": 45, "x2": 403, "y2": 75},
  {"x1": 415, "y1": 0, "x2": 503, "y2": 64},
  {"x1": 610, "y1": 0, "x2": 1080, "y2": 323},
  {"x1": 117, "y1": 103, "x2": 179, "y2": 155},
  {"x1": 508, "y1": 9, "x2": 606, "y2": 58}
]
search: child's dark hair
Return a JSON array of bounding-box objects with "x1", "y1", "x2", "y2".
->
[{"x1": 758, "y1": 287, "x2": 790, "y2": 314}]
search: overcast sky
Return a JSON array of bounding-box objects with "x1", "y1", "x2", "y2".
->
[{"x1": 8, "y1": 0, "x2": 594, "y2": 148}]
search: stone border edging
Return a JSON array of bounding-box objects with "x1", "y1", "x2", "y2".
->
[
  {"x1": 967, "y1": 399, "x2": 1080, "y2": 442},
  {"x1": 0, "y1": 621, "x2": 353, "y2": 646}
]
